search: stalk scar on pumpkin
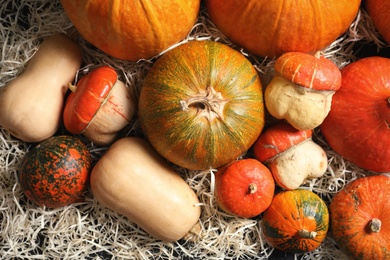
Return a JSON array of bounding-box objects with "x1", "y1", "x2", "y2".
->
[{"x1": 180, "y1": 85, "x2": 229, "y2": 121}]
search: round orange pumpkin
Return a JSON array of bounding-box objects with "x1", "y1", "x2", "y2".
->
[
  {"x1": 320, "y1": 56, "x2": 390, "y2": 172},
  {"x1": 138, "y1": 40, "x2": 265, "y2": 170},
  {"x1": 329, "y1": 175, "x2": 390, "y2": 260},
  {"x1": 214, "y1": 158, "x2": 275, "y2": 219},
  {"x1": 18, "y1": 135, "x2": 92, "y2": 208},
  {"x1": 205, "y1": 0, "x2": 361, "y2": 58},
  {"x1": 60, "y1": 0, "x2": 201, "y2": 61},
  {"x1": 261, "y1": 189, "x2": 329, "y2": 253}
]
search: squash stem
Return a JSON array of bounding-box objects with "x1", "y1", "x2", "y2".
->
[
  {"x1": 298, "y1": 229, "x2": 317, "y2": 239},
  {"x1": 248, "y1": 183, "x2": 257, "y2": 194},
  {"x1": 368, "y1": 218, "x2": 381, "y2": 233},
  {"x1": 68, "y1": 82, "x2": 77, "y2": 93}
]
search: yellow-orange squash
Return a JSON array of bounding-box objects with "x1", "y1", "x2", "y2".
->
[
  {"x1": 60, "y1": 0, "x2": 201, "y2": 61},
  {"x1": 205, "y1": 0, "x2": 361, "y2": 58}
]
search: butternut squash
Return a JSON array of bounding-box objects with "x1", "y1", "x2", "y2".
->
[
  {"x1": 0, "y1": 34, "x2": 82, "y2": 142},
  {"x1": 90, "y1": 137, "x2": 201, "y2": 242}
]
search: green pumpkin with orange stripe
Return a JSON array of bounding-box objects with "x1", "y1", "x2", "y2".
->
[{"x1": 261, "y1": 189, "x2": 329, "y2": 253}]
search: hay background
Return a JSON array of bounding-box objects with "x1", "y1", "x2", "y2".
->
[{"x1": 0, "y1": 1, "x2": 389, "y2": 259}]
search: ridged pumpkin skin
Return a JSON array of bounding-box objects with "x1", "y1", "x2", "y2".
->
[
  {"x1": 330, "y1": 175, "x2": 390, "y2": 260},
  {"x1": 205, "y1": 0, "x2": 361, "y2": 58},
  {"x1": 18, "y1": 135, "x2": 92, "y2": 208},
  {"x1": 138, "y1": 40, "x2": 265, "y2": 170},
  {"x1": 60, "y1": 0, "x2": 200, "y2": 61},
  {"x1": 261, "y1": 189, "x2": 329, "y2": 253}
]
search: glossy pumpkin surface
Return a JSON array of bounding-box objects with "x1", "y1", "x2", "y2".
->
[
  {"x1": 205, "y1": 0, "x2": 361, "y2": 58},
  {"x1": 64, "y1": 65, "x2": 119, "y2": 134},
  {"x1": 261, "y1": 189, "x2": 329, "y2": 253},
  {"x1": 60, "y1": 0, "x2": 200, "y2": 61},
  {"x1": 274, "y1": 52, "x2": 342, "y2": 91},
  {"x1": 329, "y1": 175, "x2": 390, "y2": 260},
  {"x1": 138, "y1": 40, "x2": 265, "y2": 170},
  {"x1": 214, "y1": 158, "x2": 275, "y2": 218},
  {"x1": 18, "y1": 135, "x2": 92, "y2": 208},
  {"x1": 365, "y1": 0, "x2": 390, "y2": 44},
  {"x1": 320, "y1": 56, "x2": 390, "y2": 172}
]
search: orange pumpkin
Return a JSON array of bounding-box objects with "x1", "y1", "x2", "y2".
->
[
  {"x1": 214, "y1": 158, "x2": 275, "y2": 218},
  {"x1": 365, "y1": 0, "x2": 390, "y2": 44},
  {"x1": 320, "y1": 56, "x2": 390, "y2": 172},
  {"x1": 138, "y1": 40, "x2": 265, "y2": 170},
  {"x1": 205, "y1": 0, "x2": 361, "y2": 58},
  {"x1": 329, "y1": 175, "x2": 390, "y2": 260},
  {"x1": 261, "y1": 189, "x2": 329, "y2": 253},
  {"x1": 60, "y1": 0, "x2": 201, "y2": 61}
]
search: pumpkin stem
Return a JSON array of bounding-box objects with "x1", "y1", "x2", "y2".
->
[
  {"x1": 368, "y1": 218, "x2": 381, "y2": 233},
  {"x1": 180, "y1": 85, "x2": 229, "y2": 121},
  {"x1": 314, "y1": 51, "x2": 324, "y2": 59},
  {"x1": 68, "y1": 82, "x2": 77, "y2": 93},
  {"x1": 248, "y1": 183, "x2": 257, "y2": 194},
  {"x1": 298, "y1": 229, "x2": 317, "y2": 239}
]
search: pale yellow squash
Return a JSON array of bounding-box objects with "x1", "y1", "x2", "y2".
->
[
  {"x1": 90, "y1": 137, "x2": 201, "y2": 242},
  {"x1": 0, "y1": 34, "x2": 82, "y2": 142}
]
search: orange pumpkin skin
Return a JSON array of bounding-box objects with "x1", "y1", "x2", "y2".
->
[
  {"x1": 138, "y1": 40, "x2": 265, "y2": 170},
  {"x1": 320, "y1": 56, "x2": 390, "y2": 172},
  {"x1": 205, "y1": 0, "x2": 361, "y2": 58},
  {"x1": 365, "y1": 0, "x2": 390, "y2": 44},
  {"x1": 60, "y1": 0, "x2": 200, "y2": 61},
  {"x1": 329, "y1": 175, "x2": 390, "y2": 260},
  {"x1": 18, "y1": 135, "x2": 92, "y2": 208},
  {"x1": 214, "y1": 159, "x2": 275, "y2": 218},
  {"x1": 261, "y1": 189, "x2": 329, "y2": 253}
]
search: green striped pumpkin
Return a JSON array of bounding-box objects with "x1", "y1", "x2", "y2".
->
[
  {"x1": 138, "y1": 40, "x2": 264, "y2": 170},
  {"x1": 261, "y1": 189, "x2": 329, "y2": 253}
]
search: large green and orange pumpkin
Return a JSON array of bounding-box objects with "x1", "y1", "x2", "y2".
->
[
  {"x1": 60, "y1": 0, "x2": 201, "y2": 61},
  {"x1": 261, "y1": 189, "x2": 329, "y2": 253},
  {"x1": 329, "y1": 175, "x2": 390, "y2": 260},
  {"x1": 138, "y1": 40, "x2": 265, "y2": 170},
  {"x1": 18, "y1": 135, "x2": 92, "y2": 208},
  {"x1": 205, "y1": 0, "x2": 361, "y2": 58}
]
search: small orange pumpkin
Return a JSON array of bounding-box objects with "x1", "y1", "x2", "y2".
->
[
  {"x1": 261, "y1": 189, "x2": 329, "y2": 253},
  {"x1": 214, "y1": 158, "x2": 275, "y2": 218},
  {"x1": 329, "y1": 175, "x2": 390, "y2": 260},
  {"x1": 205, "y1": 0, "x2": 361, "y2": 58},
  {"x1": 60, "y1": 0, "x2": 201, "y2": 61}
]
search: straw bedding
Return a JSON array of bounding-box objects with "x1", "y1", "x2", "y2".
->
[{"x1": 0, "y1": 1, "x2": 388, "y2": 259}]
